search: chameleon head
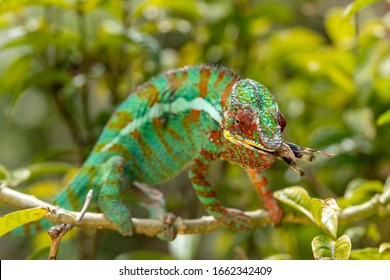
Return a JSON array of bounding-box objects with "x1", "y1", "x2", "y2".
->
[
  {"x1": 222, "y1": 78, "x2": 334, "y2": 176},
  {"x1": 222, "y1": 79, "x2": 287, "y2": 154}
]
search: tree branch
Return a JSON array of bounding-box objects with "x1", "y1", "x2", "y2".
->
[{"x1": 1, "y1": 182, "x2": 389, "y2": 237}]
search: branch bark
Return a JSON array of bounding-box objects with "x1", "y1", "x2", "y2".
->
[{"x1": 1, "y1": 182, "x2": 389, "y2": 237}]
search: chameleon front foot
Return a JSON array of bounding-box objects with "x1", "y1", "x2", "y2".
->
[
  {"x1": 157, "y1": 213, "x2": 177, "y2": 241},
  {"x1": 109, "y1": 205, "x2": 134, "y2": 236},
  {"x1": 218, "y1": 208, "x2": 252, "y2": 231}
]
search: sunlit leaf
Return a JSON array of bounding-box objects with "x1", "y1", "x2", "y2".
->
[
  {"x1": 325, "y1": 8, "x2": 355, "y2": 49},
  {"x1": 379, "y1": 243, "x2": 390, "y2": 254},
  {"x1": 343, "y1": 0, "x2": 380, "y2": 20},
  {"x1": 350, "y1": 247, "x2": 390, "y2": 260},
  {"x1": 274, "y1": 186, "x2": 339, "y2": 238},
  {"x1": 377, "y1": 109, "x2": 390, "y2": 126},
  {"x1": 324, "y1": 64, "x2": 356, "y2": 95},
  {"x1": 344, "y1": 226, "x2": 366, "y2": 243},
  {"x1": 342, "y1": 178, "x2": 383, "y2": 205},
  {"x1": 251, "y1": 2, "x2": 294, "y2": 24},
  {"x1": 0, "y1": 207, "x2": 48, "y2": 237},
  {"x1": 312, "y1": 234, "x2": 351, "y2": 260}
]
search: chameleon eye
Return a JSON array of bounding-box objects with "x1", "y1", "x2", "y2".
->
[{"x1": 235, "y1": 119, "x2": 240, "y2": 124}]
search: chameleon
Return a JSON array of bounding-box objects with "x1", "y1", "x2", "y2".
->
[{"x1": 29, "y1": 65, "x2": 331, "y2": 239}]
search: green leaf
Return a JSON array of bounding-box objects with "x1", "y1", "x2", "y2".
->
[
  {"x1": 0, "y1": 207, "x2": 48, "y2": 237},
  {"x1": 312, "y1": 234, "x2": 351, "y2": 260},
  {"x1": 377, "y1": 109, "x2": 390, "y2": 126},
  {"x1": 0, "y1": 54, "x2": 33, "y2": 96},
  {"x1": 344, "y1": 226, "x2": 366, "y2": 243},
  {"x1": 10, "y1": 162, "x2": 73, "y2": 186},
  {"x1": 325, "y1": 8, "x2": 355, "y2": 49},
  {"x1": 274, "y1": 186, "x2": 339, "y2": 238},
  {"x1": 351, "y1": 247, "x2": 390, "y2": 260},
  {"x1": 342, "y1": 178, "x2": 383, "y2": 205},
  {"x1": 379, "y1": 243, "x2": 390, "y2": 254},
  {"x1": 343, "y1": 0, "x2": 380, "y2": 20}
]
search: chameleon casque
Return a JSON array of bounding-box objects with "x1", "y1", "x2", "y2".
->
[{"x1": 50, "y1": 64, "x2": 328, "y2": 240}]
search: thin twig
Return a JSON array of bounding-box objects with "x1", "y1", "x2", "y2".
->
[{"x1": 48, "y1": 189, "x2": 93, "y2": 260}]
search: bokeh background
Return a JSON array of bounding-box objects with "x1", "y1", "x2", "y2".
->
[{"x1": 0, "y1": 0, "x2": 389, "y2": 259}]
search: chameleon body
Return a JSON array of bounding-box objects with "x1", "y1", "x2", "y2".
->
[{"x1": 52, "y1": 65, "x2": 325, "y2": 239}]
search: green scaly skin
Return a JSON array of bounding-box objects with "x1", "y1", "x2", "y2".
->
[{"x1": 49, "y1": 65, "x2": 329, "y2": 239}]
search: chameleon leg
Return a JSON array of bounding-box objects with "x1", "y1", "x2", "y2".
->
[
  {"x1": 98, "y1": 156, "x2": 133, "y2": 236},
  {"x1": 189, "y1": 148, "x2": 252, "y2": 231},
  {"x1": 246, "y1": 169, "x2": 283, "y2": 225},
  {"x1": 125, "y1": 182, "x2": 177, "y2": 241}
]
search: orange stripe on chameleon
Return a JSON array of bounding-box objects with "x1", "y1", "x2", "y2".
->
[
  {"x1": 153, "y1": 117, "x2": 174, "y2": 155},
  {"x1": 221, "y1": 78, "x2": 240, "y2": 109},
  {"x1": 107, "y1": 111, "x2": 134, "y2": 130},
  {"x1": 167, "y1": 68, "x2": 189, "y2": 92},
  {"x1": 198, "y1": 66, "x2": 211, "y2": 98}
]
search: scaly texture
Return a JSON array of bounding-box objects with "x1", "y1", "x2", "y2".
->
[{"x1": 44, "y1": 65, "x2": 327, "y2": 239}]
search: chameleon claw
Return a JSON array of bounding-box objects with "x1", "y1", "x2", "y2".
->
[{"x1": 157, "y1": 213, "x2": 177, "y2": 241}]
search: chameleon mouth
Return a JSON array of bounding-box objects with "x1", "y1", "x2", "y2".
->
[
  {"x1": 223, "y1": 130, "x2": 334, "y2": 177},
  {"x1": 223, "y1": 130, "x2": 276, "y2": 153}
]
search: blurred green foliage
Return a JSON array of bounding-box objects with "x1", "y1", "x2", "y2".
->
[{"x1": 0, "y1": 0, "x2": 390, "y2": 259}]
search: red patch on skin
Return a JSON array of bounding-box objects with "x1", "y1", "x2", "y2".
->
[
  {"x1": 209, "y1": 130, "x2": 222, "y2": 143},
  {"x1": 183, "y1": 110, "x2": 200, "y2": 124},
  {"x1": 235, "y1": 110, "x2": 258, "y2": 139}
]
